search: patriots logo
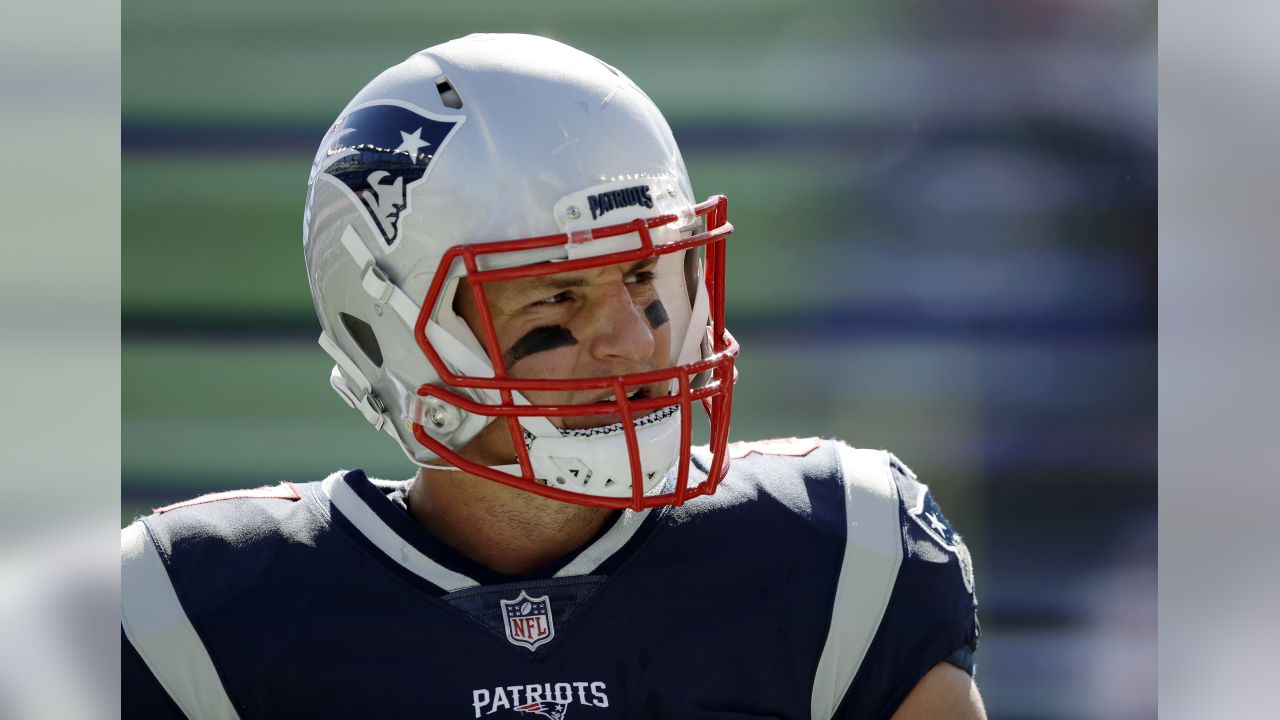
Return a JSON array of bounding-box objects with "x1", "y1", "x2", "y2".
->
[
  {"x1": 319, "y1": 101, "x2": 461, "y2": 248},
  {"x1": 889, "y1": 455, "x2": 961, "y2": 552},
  {"x1": 515, "y1": 701, "x2": 570, "y2": 719}
]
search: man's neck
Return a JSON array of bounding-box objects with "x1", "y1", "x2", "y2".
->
[{"x1": 407, "y1": 468, "x2": 618, "y2": 575}]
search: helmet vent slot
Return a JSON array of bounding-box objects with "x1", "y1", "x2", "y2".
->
[
  {"x1": 339, "y1": 312, "x2": 384, "y2": 368},
  {"x1": 435, "y1": 77, "x2": 463, "y2": 109}
]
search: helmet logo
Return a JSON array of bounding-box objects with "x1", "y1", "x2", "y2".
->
[
  {"x1": 500, "y1": 590, "x2": 556, "y2": 651},
  {"x1": 319, "y1": 102, "x2": 461, "y2": 248},
  {"x1": 586, "y1": 184, "x2": 653, "y2": 220}
]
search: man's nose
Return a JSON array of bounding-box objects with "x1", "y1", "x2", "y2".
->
[{"x1": 587, "y1": 285, "x2": 656, "y2": 367}]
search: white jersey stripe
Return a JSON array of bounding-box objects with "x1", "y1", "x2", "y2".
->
[
  {"x1": 322, "y1": 473, "x2": 481, "y2": 592},
  {"x1": 323, "y1": 472, "x2": 654, "y2": 586},
  {"x1": 555, "y1": 506, "x2": 653, "y2": 577},
  {"x1": 810, "y1": 447, "x2": 905, "y2": 719},
  {"x1": 120, "y1": 522, "x2": 243, "y2": 720}
]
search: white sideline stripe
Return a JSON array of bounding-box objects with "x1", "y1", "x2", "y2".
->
[
  {"x1": 121, "y1": 523, "x2": 242, "y2": 720},
  {"x1": 555, "y1": 506, "x2": 653, "y2": 577},
  {"x1": 810, "y1": 447, "x2": 905, "y2": 720},
  {"x1": 322, "y1": 474, "x2": 480, "y2": 592}
]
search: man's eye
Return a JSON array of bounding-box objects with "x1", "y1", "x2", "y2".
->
[
  {"x1": 627, "y1": 270, "x2": 657, "y2": 285},
  {"x1": 534, "y1": 292, "x2": 571, "y2": 306}
]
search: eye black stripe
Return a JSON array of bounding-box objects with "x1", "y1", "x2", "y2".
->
[
  {"x1": 503, "y1": 325, "x2": 579, "y2": 367},
  {"x1": 644, "y1": 300, "x2": 670, "y2": 329}
]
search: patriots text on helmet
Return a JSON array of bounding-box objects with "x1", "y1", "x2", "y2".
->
[{"x1": 586, "y1": 185, "x2": 653, "y2": 220}]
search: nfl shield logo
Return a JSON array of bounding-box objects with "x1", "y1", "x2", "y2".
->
[{"x1": 500, "y1": 590, "x2": 555, "y2": 651}]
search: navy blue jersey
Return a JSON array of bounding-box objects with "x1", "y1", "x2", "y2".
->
[{"x1": 121, "y1": 439, "x2": 978, "y2": 719}]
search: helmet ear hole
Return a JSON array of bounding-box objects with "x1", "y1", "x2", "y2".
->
[
  {"x1": 683, "y1": 247, "x2": 702, "y2": 306},
  {"x1": 435, "y1": 76, "x2": 463, "y2": 109},
  {"x1": 339, "y1": 312, "x2": 384, "y2": 368}
]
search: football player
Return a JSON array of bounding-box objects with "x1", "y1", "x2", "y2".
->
[{"x1": 122, "y1": 33, "x2": 984, "y2": 719}]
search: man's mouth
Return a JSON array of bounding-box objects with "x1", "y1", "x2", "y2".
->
[
  {"x1": 559, "y1": 384, "x2": 673, "y2": 431},
  {"x1": 559, "y1": 404, "x2": 680, "y2": 435}
]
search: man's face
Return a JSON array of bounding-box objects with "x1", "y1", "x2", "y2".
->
[{"x1": 455, "y1": 256, "x2": 676, "y2": 440}]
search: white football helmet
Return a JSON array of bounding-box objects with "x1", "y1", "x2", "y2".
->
[{"x1": 303, "y1": 34, "x2": 737, "y2": 509}]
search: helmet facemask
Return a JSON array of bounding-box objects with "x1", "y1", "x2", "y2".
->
[{"x1": 409, "y1": 195, "x2": 737, "y2": 510}]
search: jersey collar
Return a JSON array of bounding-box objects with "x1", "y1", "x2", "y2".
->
[{"x1": 320, "y1": 469, "x2": 662, "y2": 591}]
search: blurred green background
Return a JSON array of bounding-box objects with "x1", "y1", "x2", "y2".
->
[{"x1": 123, "y1": 2, "x2": 1155, "y2": 717}]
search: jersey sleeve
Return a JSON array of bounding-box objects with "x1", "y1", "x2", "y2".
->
[
  {"x1": 828, "y1": 449, "x2": 981, "y2": 720},
  {"x1": 122, "y1": 628, "x2": 188, "y2": 719},
  {"x1": 121, "y1": 520, "x2": 244, "y2": 720}
]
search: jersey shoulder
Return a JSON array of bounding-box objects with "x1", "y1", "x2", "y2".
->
[
  {"x1": 120, "y1": 474, "x2": 359, "y2": 631},
  {"x1": 713, "y1": 437, "x2": 971, "y2": 563},
  {"x1": 716, "y1": 438, "x2": 980, "y2": 718},
  {"x1": 124, "y1": 477, "x2": 333, "y2": 568},
  {"x1": 828, "y1": 445, "x2": 981, "y2": 719},
  {"x1": 120, "y1": 474, "x2": 352, "y2": 718}
]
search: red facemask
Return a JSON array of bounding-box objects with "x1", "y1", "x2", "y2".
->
[{"x1": 410, "y1": 195, "x2": 738, "y2": 510}]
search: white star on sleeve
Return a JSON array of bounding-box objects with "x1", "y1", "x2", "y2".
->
[
  {"x1": 395, "y1": 127, "x2": 430, "y2": 158},
  {"x1": 925, "y1": 511, "x2": 948, "y2": 534}
]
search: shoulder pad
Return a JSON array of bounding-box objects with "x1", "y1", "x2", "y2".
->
[
  {"x1": 153, "y1": 482, "x2": 302, "y2": 514},
  {"x1": 727, "y1": 436, "x2": 823, "y2": 459}
]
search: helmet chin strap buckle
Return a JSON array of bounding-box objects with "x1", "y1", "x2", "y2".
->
[
  {"x1": 319, "y1": 332, "x2": 389, "y2": 432},
  {"x1": 328, "y1": 366, "x2": 388, "y2": 431}
]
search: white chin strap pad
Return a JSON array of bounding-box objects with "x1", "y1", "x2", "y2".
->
[{"x1": 524, "y1": 407, "x2": 682, "y2": 498}]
